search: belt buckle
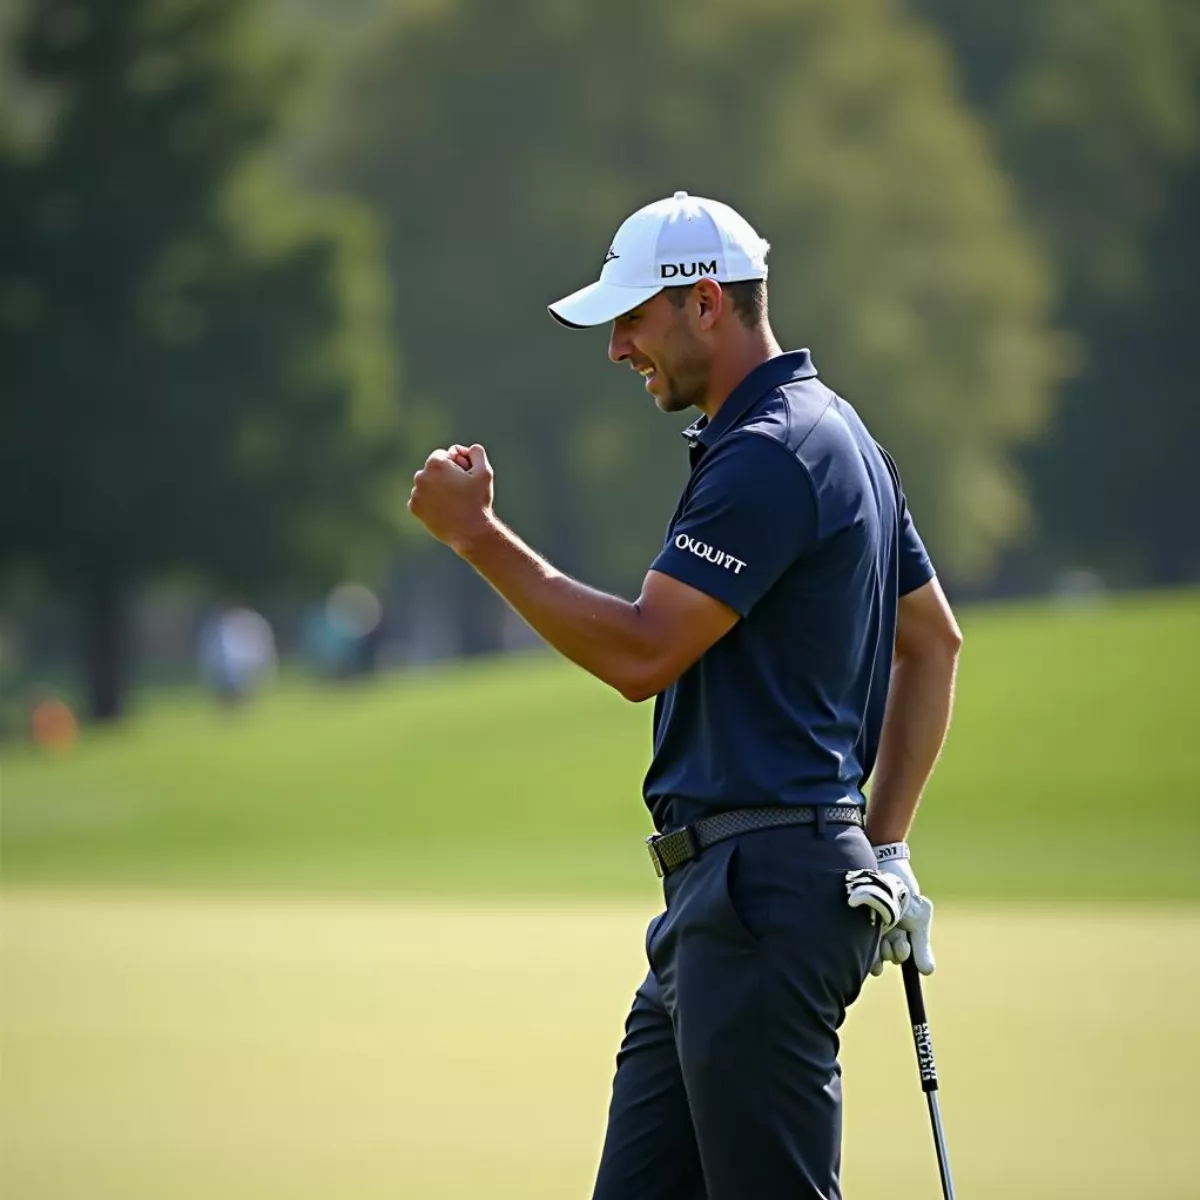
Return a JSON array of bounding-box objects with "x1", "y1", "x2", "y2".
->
[
  {"x1": 646, "y1": 825, "x2": 699, "y2": 879},
  {"x1": 645, "y1": 834, "x2": 667, "y2": 879}
]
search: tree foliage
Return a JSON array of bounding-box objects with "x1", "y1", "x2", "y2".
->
[
  {"x1": 0, "y1": 0, "x2": 406, "y2": 718},
  {"x1": 910, "y1": 0, "x2": 1200, "y2": 583},
  {"x1": 315, "y1": 0, "x2": 1060, "y2": 620}
]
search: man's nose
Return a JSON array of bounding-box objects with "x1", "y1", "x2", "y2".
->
[{"x1": 608, "y1": 325, "x2": 629, "y2": 364}]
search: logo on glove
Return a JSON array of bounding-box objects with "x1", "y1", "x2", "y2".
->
[{"x1": 844, "y1": 868, "x2": 909, "y2": 932}]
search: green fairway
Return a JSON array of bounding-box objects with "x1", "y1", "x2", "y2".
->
[
  {"x1": 5, "y1": 598, "x2": 1197, "y2": 1195},
  {"x1": 4, "y1": 891, "x2": 1198, "y2": 1200},
  {"x1": 3, "y1": 589, "x2": 1198, "y2": 900}
]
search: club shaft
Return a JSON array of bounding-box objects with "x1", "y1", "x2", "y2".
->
[{"x1": 926, "y1": 1091, "x2": 955, "y2": 1200}]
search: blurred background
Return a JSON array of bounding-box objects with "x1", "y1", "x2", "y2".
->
[{"x1": 2, "y1": 1, "x2": 1198, "y2": 1197}]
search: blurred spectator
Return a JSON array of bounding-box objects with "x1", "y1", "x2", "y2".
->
[
  {"x1": 302, "y1": 582, "x2": 384, "y2": 679},
  {"x1": 197, "y1": 607, "x2": 276, "y2": 707},
  {"x1": 26, "y1": 688, "x2": 79, "y2": 754}
]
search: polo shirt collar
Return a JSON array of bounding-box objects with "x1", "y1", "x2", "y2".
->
[{"x1": 682, "y1": 349, "x2": 818, "y2": 453}]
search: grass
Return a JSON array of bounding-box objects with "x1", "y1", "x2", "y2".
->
[
  {"x1": 5, "y1": 591, "x2": 1199, "y2": 1198},
  {"x1": 3, "y1": 588, "x2": 1199, "y2": 900},
  {"x1": 4, "y1": 891, "x2": 1199, "y2": 1199}
]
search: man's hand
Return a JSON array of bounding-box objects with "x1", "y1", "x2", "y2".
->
[
  {"x1": 408, "y1": 443, "x2": 494, "y2": 552},
  {"x1": 869, "y1": 843, "x2": 935, "y2": 977},
  {"x1": 845, "y1": 868, "x2": 909, "y2": 931}
]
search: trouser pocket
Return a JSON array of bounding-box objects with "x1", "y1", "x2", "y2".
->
[
  {"x1": 643, "y1": 910, "x2": 667, "y2": 969},
  {"x1": 719, "y1": 841, "x2": 765, "y2": 946}
]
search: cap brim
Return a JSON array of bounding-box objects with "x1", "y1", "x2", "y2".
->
[{"x1": 547, "y1": 280, "x2": 664, "y2": 328}]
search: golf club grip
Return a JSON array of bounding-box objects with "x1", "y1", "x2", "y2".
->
[{"x1": 901, "y1": 957, "x2": 939, "y2": 1093}]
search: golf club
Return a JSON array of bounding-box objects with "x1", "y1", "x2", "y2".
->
[{"x1": 902, "y1": 956, "x2": 956, "y2": 1200}]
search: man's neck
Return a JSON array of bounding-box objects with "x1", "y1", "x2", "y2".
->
[{"x1": 698, "y1": 327, "x2": 784, "y2": 423}]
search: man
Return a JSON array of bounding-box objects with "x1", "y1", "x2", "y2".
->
[{"x1": 408, "y1": 191, "x2": 962, "y2": 1199}]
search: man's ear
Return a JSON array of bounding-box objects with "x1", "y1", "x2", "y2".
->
[{"x1": 693, "y1": 278, "x2": 724, "y2": 330}]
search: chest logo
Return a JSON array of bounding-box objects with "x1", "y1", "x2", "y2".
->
[{"x1": 675, "y1": 534, "x2": 747, "y2": 574}]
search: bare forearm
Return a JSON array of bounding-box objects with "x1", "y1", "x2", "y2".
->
[
  {"x1": 866, "y1": 648, "x2": 959, "y2": 845},
  {"x1": 455, "y1": 514, "x2": 658, "y2": 699}
]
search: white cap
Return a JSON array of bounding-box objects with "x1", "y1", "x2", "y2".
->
[{"x1": 548, "y1": 191, "x2": 770, "y2": 328}]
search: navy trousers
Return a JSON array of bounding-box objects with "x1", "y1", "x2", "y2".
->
[{"x1": 592, "y1": 820, "x2": 880, "y2": 1200}]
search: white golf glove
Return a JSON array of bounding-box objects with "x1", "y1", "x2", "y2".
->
[{"x1": 845, "y1": 841, "x2": 936, "y2": 977}]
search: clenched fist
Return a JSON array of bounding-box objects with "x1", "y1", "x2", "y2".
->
[{"x1": 408, "y1": 443, "x2": 495, "y2": 552}]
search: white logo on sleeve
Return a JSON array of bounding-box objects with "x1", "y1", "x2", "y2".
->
[{"x1": 674, "y1": 534, "x2": 747, "y2": 574}]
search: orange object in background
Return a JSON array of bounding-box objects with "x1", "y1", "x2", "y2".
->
[{"x1": 29, "y1": 698, "x2": 79, "y2": 753}]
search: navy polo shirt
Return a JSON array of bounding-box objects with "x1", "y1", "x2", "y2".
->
[{"x1": 643, "y1": 350, "x2": 934, "y2": 832}]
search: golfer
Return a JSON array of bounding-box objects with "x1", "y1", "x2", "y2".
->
[{"x1": 408, "y1": 191, "x2": 962, "y2": 1199}]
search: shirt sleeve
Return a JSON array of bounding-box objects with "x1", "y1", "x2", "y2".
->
[
  {"x1": 874, "y1": 441, "x2": 935, "y2": 596},
  {"x1": 650, "y1": 433, "x2": 818, "y2": 617},
  {"x1": 898, "y1": 501, "x2": 935, "y2": 595}
]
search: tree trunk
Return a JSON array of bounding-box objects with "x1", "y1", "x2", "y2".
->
[
  {"x1": 455, "y1": 565, "x2": 505, "y2": 657},
  {"x1": 81, "y1": 576, "x2": 129, "y2": 723},
  {"x1": 537, "y1": 425, "x2": 585, "y2": 580}
]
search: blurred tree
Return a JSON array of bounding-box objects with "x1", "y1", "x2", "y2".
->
[
  {"x1": 0, "y1": 0, "x2": 406, "y2": 721},
  {"x1": 311, "y1": 0, "x2": 1060, "y2": 648},
  {"x1": 909, "y1": 0, "x2": 1200, "y2": 585}
]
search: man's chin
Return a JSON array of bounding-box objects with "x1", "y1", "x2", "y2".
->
[
  {"x1": 652, "y1": 386, "x2": 691, "y2": 415},
  {"x1": 656, "y1": 396, "x2": 694, "y2": 415}
]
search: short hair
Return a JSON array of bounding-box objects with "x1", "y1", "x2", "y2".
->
[{"x1": 663, "y1": 279, "x2": 767, "y2": 329}]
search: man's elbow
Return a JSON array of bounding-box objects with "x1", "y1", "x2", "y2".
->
[
  {"x1": 924, "y1": 623, "x2": 963, "y2": 669},
  {"x1": 897, "y1": 618, "x2": 963, "y2": 668},
  {"x1": 614, "y1": 658, "x2": 678, "y2": 704},
  {"x1": 616, "y1": 672, "x2": 666, "y2": 704},
  {"x1": 942, "y1": 620, "x2": 964, "y2": 660}
]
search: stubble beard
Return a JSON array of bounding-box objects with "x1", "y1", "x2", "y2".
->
[
  {"x1": 654, "y1": 376, "x2": 697, "y2": 414},
  {"x1": 654, "y1": 330, "x2": 711, "y2": 415}
]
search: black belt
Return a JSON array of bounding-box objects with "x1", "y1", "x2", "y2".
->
[{"x1": 646, "y1": 804, "x2": 865, "y2": 879}]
